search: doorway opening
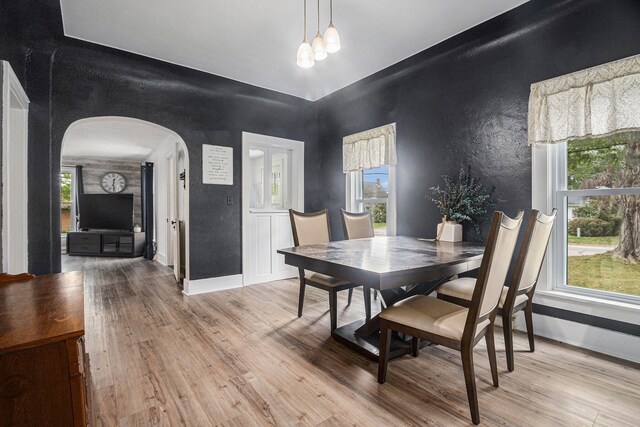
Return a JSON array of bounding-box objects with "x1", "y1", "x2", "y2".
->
[{"x1": 59, "y1": 116, "x2": 190, "y2": 284}]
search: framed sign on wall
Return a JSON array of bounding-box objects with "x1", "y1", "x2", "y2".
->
[{"x1": 202, "y1": 144, "x2": 233, "y2": 185}]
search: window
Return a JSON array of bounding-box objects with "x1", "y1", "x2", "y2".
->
[
  {"x1": 346, "y1": 166, "x2": 396, "y2": 236},
  {"x1": 549, "y1": 132, "x2": 640, "y2": 302},
  {"x1": 60, "y1": 170, "x2": 74, "y2": 233},
  {"x1": 248, "y1": 146, "x2": 292, "y2": 211}
]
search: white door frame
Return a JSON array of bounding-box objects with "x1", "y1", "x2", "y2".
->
[
  {"x1": 2, "y1": 61, "x2": 30, "y2": 273},
  {"x1": 242, "y1": 132, "x2": 304, "y2": 286}
]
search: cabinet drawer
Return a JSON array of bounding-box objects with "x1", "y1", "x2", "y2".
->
[
  {"x1": 68, "y1": 242, "x2": 100, "y2": 254},
  {"x1": 68, "y1": 233, "x2": 100, "y2": 244}
]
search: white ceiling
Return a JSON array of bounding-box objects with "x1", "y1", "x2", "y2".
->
[
  {"x1": 60, "y1": 0, "x2": 528, "y2": 101},
  {"x1": 61, "y1": 117, "x2": 176, "y2": 161}
]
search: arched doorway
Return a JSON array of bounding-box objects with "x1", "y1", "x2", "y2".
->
[{"x1": 59, "y1": 116, "x2": 190, "y2": 284}]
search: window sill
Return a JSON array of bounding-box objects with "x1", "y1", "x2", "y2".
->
[{"x1": 535, "y1": 289, "x2": 640, "y2": 325}]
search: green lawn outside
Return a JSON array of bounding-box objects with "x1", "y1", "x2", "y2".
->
[
  {"x1": 568, "y1": 254, "x2": 640, "y2": 296},
  {"x1": 373, "y1": 222, "x2": 386, "y2": 229},
  {"x1": 568, "y1": 235, "x2": 619, "y2": 246}
]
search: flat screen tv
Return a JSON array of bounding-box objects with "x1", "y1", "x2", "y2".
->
[{"x1": 79, "y1": 194, "x2": 134, "y2": 231}]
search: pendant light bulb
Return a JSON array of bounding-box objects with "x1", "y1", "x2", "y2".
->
[
  {"x1": 297, "y1": 41, "x2": 315, "y2": 68},
  {"x1": 324, "y1": 0, "x2": 340, "y2": 53},
  {"x1": 312, "y1": 34, "x2": 327, "y2": 61},
  {"x1": 312, "y1": 0, "x2": 327, "y2": 60},
  {"x1": 296, "y1": 0, "x2": 314, "y2": 68},
  {"x1": 323, "y1": 23, "x2": 340, "y2": 53}
]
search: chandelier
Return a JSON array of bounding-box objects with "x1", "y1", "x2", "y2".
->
[{"x1": 296, "y1": 0, "x2": 341, "y2": 68}]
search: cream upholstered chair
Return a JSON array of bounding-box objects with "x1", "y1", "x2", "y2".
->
[
  {"x1": 341, "y1": 209, "x2": 375, "y2": 239},
  {"x1": 289, "y1": 209, "x2": 363, "y2": 331},
  {"x1": 378, "y1": 211, "x2": 523, "y2": 425},
  {"x1": 437, "y1": 209, "x2": 557, "y2": 371},
  {"x1": 340, "y1": 209, "x2": 377, "y2": 319}
]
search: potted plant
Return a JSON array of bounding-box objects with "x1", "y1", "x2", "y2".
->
[{"x1": 430, "y1": 167, "x2": 495, "y2": 242}]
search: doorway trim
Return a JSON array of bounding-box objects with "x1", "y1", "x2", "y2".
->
[
  {"x1": 242, "y1": 132, "x2": 304, "y2": 286},
  {"x1": 59, "y1": 116, "x2": 191, "y2": 285},
  {"x1": 2, "y1": 61, "x2": 30, "y2": 273}
]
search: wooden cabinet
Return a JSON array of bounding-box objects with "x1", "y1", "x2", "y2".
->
[
  {"x1": 0, "y1": 272, "x2": 90, "y2": 426},
  {"x1": 67, "y1": 231, "x2": 145, "y2": 257}
]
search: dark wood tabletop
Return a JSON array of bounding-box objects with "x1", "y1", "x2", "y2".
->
[
  {"x1": 278, "y1": 236, "x2": 485, "y2": 290},
  {"x1": 278, "y1": 236, "x2": 486, "y2": 360},
  {"x1": 0, "y1": 271, "x2": 85, "y2": 354}
]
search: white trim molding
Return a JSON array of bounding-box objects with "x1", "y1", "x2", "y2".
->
[
  {"x1": 182, "y1": 274, "x2": 243, "y2": 296},
  {"x1": 2, "y1": 61, "x2": 30, "y2": 274}
]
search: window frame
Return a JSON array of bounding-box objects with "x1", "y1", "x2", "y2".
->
[
  {"x1": 536, "y1": 141, "x2": 640, "y2": 306},
  {"x1": 345, "y1": 165, "x2": 397, "y2": 236}
]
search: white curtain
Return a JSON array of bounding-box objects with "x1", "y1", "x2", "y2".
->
[
  {"x1": 343, "y1": 123, "x2": 397, "y2": 172},
  {"x1": 528, "y1": 54, "x2": 640, "y2": 145}
]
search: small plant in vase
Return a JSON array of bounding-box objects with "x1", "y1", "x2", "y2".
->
[{"x1": 430, "y1": 167, "x2": 495, "y2": 242}]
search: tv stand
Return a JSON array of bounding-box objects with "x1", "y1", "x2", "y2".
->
[{"x1": 67, "y1": 231, "x2": 145, "y2": 257}]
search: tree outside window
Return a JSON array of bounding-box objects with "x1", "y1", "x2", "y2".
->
[{"x1": 566, "y1": 131, "x2": 640, "y2": 297}]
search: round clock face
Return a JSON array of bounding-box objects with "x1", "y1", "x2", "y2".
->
[{"x1": 101, "y1": 172, "x2": 127, "y2": 193}]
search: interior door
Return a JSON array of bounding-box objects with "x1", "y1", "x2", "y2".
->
[
  {"x1": 242, "y1": 133, "x2": 303, "y2": 285},
  {"x1": 166, "y1": 147, "x2": 180, "y2": 282}
]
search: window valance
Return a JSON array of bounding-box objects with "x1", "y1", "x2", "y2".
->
[
  {"x1": 528, "y1": 54, "x2": 640, "y2": 145},
  {"x1": 342, "y1": 123, "x2": 397, "y2": 172}
]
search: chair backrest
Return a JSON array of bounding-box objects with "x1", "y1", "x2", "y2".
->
[
  {"x1": 341, "y1": 209, "x2": 375, "y2": 240},
  {"x1": 289, "y1": 209, "x2": 331, "y2": 247},
  {"x1": 510, "y1": 209, "x2": 557, "y2": 295},
  {"x1": 464, "y1": 211, "x2": 523, "y2": 337}
]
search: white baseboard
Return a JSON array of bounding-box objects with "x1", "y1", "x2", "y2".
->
[
  {"x1": 182, "y1": 274, "x2": 243, "y2": 296},
  {"x1": 155, "y1": 251, "x2": 167, "y2": 266},
  {"x1": 516, "y1": 312, "x2": 640, "y2": 364}
]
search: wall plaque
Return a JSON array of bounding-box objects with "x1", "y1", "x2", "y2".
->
[{"x1": 203, "y1": 144, "x2": 233, "y2": 185}]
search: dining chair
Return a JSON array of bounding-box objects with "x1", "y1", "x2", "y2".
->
[
  {"x1": 378, "y1": 210, "x2": 523, "y2": 425},
  {"x1": 437, "y1": 209, "x2": 557, "y2": 371},
  {"x1": 341, "y1": 209, "x2": 377, "y2": 317},
  {"x1": 289, "y1": 209, "x2": 364, "y2": 331},
  {"x1": 0, "y1": 273, "x2": 35, "y2": 283}
]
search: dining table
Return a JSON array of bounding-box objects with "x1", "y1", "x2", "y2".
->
[{"x1": 277, "y1": 236, "x2": 486, "y2": 361}]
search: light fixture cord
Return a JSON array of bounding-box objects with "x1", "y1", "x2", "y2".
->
[
  {"x1": 303, "y1": 0, "x2": 307, "y2": 41},
  {"x1": 330, "y1": 0, "x2": 333, "y2": 24},
  {"x1": 317, "y1": 0, "x2": 321, "y2": 35}
]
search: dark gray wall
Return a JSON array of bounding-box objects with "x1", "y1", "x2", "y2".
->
[
  {"x1": 0, "y1": 0, "x2": 319, "y2": 279},
  {"x1": 314, "y1": 0, "x2": 640, "y2": 241}
]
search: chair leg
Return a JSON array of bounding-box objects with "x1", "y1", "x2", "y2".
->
[
  {"x1": 411, "y1": 337, "x2": 419, "y2": 357},
  {"x1": 485, "y1": 327, "x2": 499, "y2": 387},
  {"x1": 329, "y1": 290, "x2": 338, "y2": 332},
  {"x1": 347, "y1": 288, "x2": 353, "y2": 306},
  {"x1": 503, "y1": 313, "x2": 515, "y2": 372},
  {"x1": 524, "y1": 302, "x2": 535, "y2": 352},
  {"x1": 363, "y1": 286, "x2": 372, "y2": 321},
  {"x1": 378, "y1": 320, "x2": 392, "y2": 384},
  {"x1": 461, "y1": 344, "x2": 480, "y2": 425},
  {"x1": 297, "y1": 278, "x2": 306, "y2": 318}
]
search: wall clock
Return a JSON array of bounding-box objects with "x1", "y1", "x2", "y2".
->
[{"x1": 101, "y1": 172, "x2": 127, "y2": 193}]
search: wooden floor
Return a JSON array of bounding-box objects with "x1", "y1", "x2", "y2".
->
[{"x1": 62, "y1": 256, "x2": 640, "y2": 426}]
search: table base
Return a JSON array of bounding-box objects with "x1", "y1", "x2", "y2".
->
[{"x1": 332, "y1": 319, "x2": 429, "y2": 361}]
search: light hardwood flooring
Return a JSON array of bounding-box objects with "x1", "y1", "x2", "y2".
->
[{"x1": 62, "y1": 256, "x2": 640, "y2": 426}]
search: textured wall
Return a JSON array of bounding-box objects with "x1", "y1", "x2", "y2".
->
[
  {"x1": 62, "y1": 157, "x2": 143, "y2": 226},
  {"x1": 315, "y1": 0, "x2": 640, "y2": 242},
  {"x1": 1, "y1": 0, "x2": 318, "y2": 278}
]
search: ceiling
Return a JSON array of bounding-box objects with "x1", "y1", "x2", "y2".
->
[
  {"x1": 61, "y1": 117, "x2": 177, "y2": 161},
  {"x1": 60, "y1": 0, "x2": 528, "y2": 101}
]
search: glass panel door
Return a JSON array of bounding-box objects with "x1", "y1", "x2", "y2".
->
[
  {"x1": 249, "y1": 149, "x2": 265, "y2": 209},
  {"x1": 271, "y1": 149, "x2": 291, "y2": 210}
]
